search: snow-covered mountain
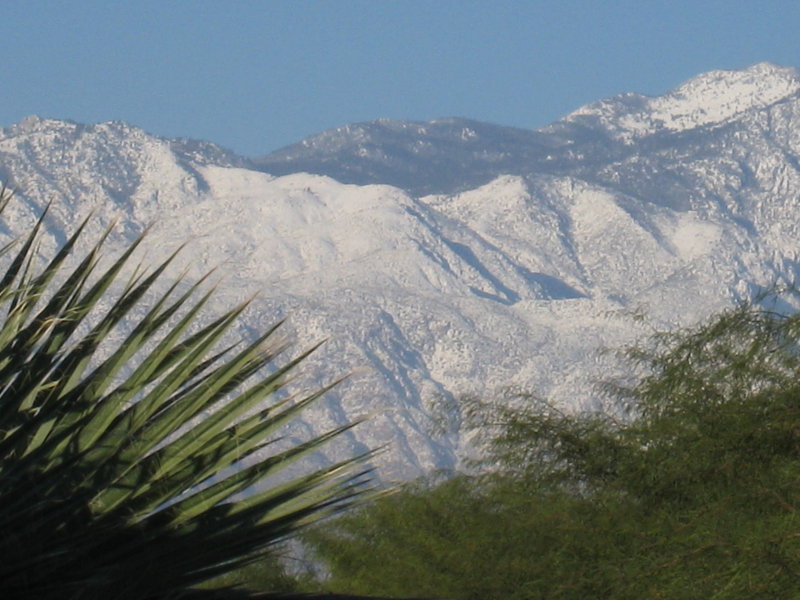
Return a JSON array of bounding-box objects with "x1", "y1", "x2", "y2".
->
[{"x1": 3, "y1": 62, "x2": 800, "y2": 480}]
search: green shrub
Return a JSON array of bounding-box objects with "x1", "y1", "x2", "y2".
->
[{"x1": 310, "y1": 300, "x2": 800, "y2": 599}]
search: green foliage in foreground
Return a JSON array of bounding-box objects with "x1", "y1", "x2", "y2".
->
[
  {"x1": 0, "y1": 187, "x2": 374, "y2": 600},
  {"x1": 309, "y1": 300, "x2": 800, "y2": 599},
  {"x1": 195, "y1": 549, "x2": 309, "y2": 594}
]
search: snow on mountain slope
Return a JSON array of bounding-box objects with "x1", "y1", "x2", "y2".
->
[
  {"x1": 564, "y1": 62, "x2": 800, "y2": 141},
  {"x1": 3, "y1": 63, "x2": 800, "y2": 479}
]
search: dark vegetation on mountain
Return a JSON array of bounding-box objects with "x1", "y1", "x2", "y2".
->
[
  {"x1": 300, "y1": 297, "x2": 800, "y2": 599},
  {"x1": 252, "y1": 117, "x2": 615, "y2": 196},
  {"x1": 0, "y1": 186, "x2": 375, "y2": 600}
]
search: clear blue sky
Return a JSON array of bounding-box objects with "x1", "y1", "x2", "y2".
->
[{"x1": 3, "y1": 1, "x2": 800, "y2": 157}]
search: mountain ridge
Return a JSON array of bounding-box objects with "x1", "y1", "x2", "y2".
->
[
  {"x1": 562, "y1": 62, "x2": 800, "y2": 140},
  {"x1": 2, "y1": 63, "x2": 800, "y2": 479},
  {"x1": 255, "y1": 62, "x2": 800, "y2": 197}
]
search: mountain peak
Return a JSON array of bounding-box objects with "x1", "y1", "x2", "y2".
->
[
  {"x1": 3, "y1": 115, "x2": 146, "y2": 140},
  {"x1": 660, "y1": 61, "x2": 800, "y2": 121},
  {"x1": 564, "y1": 62, "x2": 800, "y2": 141},
  {"x1": 253, "y1": 117, "x2": 557, "y2": 196},
  {"x1": 675, "y1": 61, "x2": 800, "y2": 95},
  {"x1": 6, "y1": 115, "x2": 78, "y2": 135}
]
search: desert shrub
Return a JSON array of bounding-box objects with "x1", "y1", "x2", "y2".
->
[{"x1": 309, "y1": 300, "x2": 800, "y2": 599}]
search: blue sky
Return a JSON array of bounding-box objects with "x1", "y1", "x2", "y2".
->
[{"x1": 3, "y1": 1, "x2": 800, "y2": 156}]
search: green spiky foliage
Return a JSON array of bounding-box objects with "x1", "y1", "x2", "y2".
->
[
  {"x1": 309, "y1": 299, "x2": 800, "y2": 599},
  {"x1": 0, "y1": 187, "x2": 375, "y2": 600}
]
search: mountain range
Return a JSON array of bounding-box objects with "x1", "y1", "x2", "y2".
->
[{"x1": 2, "y1": 61, "x2": 800, "y2": 479}]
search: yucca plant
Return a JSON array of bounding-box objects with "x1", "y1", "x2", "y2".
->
[{"x1": 0, "y1": 186, "x2": 375, "y2": 600}]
